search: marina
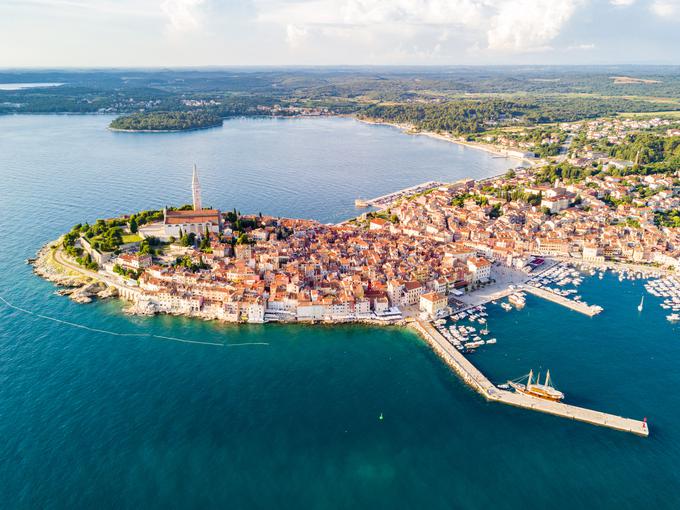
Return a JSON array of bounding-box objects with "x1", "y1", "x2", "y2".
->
[
  {"x1": 644, "y1": 276, "x2": 680, "y2": 322},
  {"x1": 412, "y1": 320, "x2": 649, "y2": 437},
  {"x1": 523, "y1": 285, "x2": 603, "y2": 316},
  {"x1": 525, "y1": 264, "x2": 603, "y2": 316}
]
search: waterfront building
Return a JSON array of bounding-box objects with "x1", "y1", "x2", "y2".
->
[
  {"x1": 117, "y1": 252, "x2": 152, "y2": 270},
  {"x1": 403, "y1": 281, "x2": 425, "y2": 305},
  {"x1": 467, "y1": 257, "x2": 491, "y2": 283},
  {"x1": 419, "y1": 292, "x2": 447, "y2": 318}
]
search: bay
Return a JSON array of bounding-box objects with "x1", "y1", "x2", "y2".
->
[{"x1": 0, "y1": 114, "x2": 677, "y2": 509}]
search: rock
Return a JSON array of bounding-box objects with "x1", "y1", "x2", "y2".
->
[
  {"x1": 97, "y1": 286, "x2": 118, "y2": 299},
  {"x1": 70, "y1": 293, "x2": 93, "y2": 304},
  {"x1": 123, "y1": 300, "x2": 157, "y2": 316}
]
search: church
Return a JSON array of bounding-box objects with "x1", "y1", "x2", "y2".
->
[{"x1": 140, "y1": 165, "x2": 222, "y2": 240}]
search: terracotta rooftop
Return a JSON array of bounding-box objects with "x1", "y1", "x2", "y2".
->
[{"x1": 164, "y1": 209, "x2": 220, "y2": 225}]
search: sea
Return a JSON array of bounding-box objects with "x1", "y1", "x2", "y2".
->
[{"x1": 0, "y1": 114, "x2": 678, "y2": 509}]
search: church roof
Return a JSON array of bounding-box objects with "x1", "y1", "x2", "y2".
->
[{"x1": 164, "y1": 209, "x2": 220, "y2": 225}]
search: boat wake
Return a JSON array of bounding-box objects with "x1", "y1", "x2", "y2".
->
[{"x1": 0, "y1": 295, "x2": 269, "y2": 348}]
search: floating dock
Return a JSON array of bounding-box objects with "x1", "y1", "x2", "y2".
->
[
  {"x1": 411, "y1": 320, "x2": 648, "y2": 437},
  {"x1": 524, "y1": 285, "x2": 602, "y2": 316}
]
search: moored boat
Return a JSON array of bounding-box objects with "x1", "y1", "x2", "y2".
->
[{"x1": 508, "y1": 370, "x2": 564, "y2": 402}]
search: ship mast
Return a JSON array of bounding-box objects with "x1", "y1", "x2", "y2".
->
[
  {"x1": 527, "y1": 369, "x2": 533, "y2": 390},
  {"x1": 545, "y1": 370, "x2": 551, "y2": 387}
]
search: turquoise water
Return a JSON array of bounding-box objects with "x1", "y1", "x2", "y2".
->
[{"x1": 1, "y1": 115, "x2": 679, "y2": 508}]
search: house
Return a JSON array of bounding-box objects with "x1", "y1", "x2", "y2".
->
[
  {"x1": 117, "y1": 252, "x2": 152, "y2": 270},
  {"x1": 541, "y1": 194, "x2": 571, "y2": 214},
  {"x1": 419, "y1": 292, "x2": 448, "y2": 318},
  {"x1": 403, "y1": 280, "x2": 425, "y2": 305},
  {"x1": 369, "y1": 218, "x2": 389, "y2": 230},
  {"x1": 466, "y1": 257, "x2": 491, "y2": 283}
]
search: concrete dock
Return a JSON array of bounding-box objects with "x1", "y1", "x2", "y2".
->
[
  {"x1": 356, "y1": 181, "x2": 444, "y2": 209},
  {"x1": 524, "y1": 285, "x2": 602, "y2": 316},
  {"x1": 412, "y1": 320, "x2": 649, "y2": 437}
]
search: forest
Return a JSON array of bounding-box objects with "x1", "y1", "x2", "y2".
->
[{"x1": 109, "y1": 111, "x2": 223, "y2": 131}]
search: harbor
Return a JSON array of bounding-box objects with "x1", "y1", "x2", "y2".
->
[
  {"x1": 412, "y1": 320, "x2": 649, "y2": 437},
  {"x1": 523, "y1": 285, "x2": 602, "y2": 316}
]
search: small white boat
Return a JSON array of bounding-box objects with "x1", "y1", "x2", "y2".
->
[{"x1": 637, "y1": 295, "x2": 644, "y2": 312}]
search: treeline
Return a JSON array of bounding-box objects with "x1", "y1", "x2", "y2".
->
[
  {"x1": 533, "y1": 162, "x2": 600, "y2": 184},
  {"x1": 358, "y1": 97, "x2": 680, "y2": 135},
  {"x1": 607, "y1": 133, "x2": 680, "y2": 168},
  {"x1": 110, "y1": 111, "x2": 223, "y2": 131},
  {"x1": 359, "y1": 100, "x2": 525, "y2": 134}
]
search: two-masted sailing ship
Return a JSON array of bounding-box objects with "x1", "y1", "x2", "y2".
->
[{"x1": 508, "y1": 369, "x2": 565, "y2": 402}]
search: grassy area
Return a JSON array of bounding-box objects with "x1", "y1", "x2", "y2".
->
[
  {"x1": 618, "y1": 110, "x2": 680, "y2": 119},
  {"x1": 122, "y1": 234, "x2": 143, "y2": 244}
]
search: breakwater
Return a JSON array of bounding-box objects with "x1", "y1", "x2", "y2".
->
[
  {"x1": 411, "y1": 320, "x2": 648, "y2": 437},
  {"x1": 524, "y1": 285, "x2": 603, "y2": 316}
]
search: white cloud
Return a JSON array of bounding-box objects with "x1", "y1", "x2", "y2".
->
[
  {"x1": 161, "y1": 0, "x2": 205, "y2": 31},
  {"x1": 286, "y1": 24, "x2": 309, "y2": 47},
  {"x1": 567, "y1": 43, "x2": 595, "y2": 50},
  {"x1": 487, "y1": 0, "x2": 582, "y2": 52},
  {"x1": 4, "y1": 0, "x2": 160, "y2": 18},
  {"x1": 257, "y1": 0, "x2": 485, "y2": 27},
  {"x1": 256, "y1": 0, "x2": 584, "y2": 54},
  {"x1": 609, "y1": 0, "x2": 635, "y2": 6},
  {"x1": 651, "y1": 0, "x2": 679, "y2": 16}
]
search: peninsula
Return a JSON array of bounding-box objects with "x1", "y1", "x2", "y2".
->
[
  {"x1": 35, "y1": 159, "x2": 679, "y2": 323},
  {"x1": 32, "y1": 158, "x2": 680, "y2": 436}
]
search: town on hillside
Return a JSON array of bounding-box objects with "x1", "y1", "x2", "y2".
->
[{"x1": 47, "y1": 162, "x2": 680, "y2": 324}]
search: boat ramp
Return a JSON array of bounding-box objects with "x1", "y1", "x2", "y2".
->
[{"x1": 411, "y1": 320, "x2": 648, "y2": 437}]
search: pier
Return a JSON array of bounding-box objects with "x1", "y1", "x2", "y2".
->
[
  {"x1": 411, "y1": 320, "x2": 649, "y2": 437},
  {"x1": 524, "y1": 285, "x2": 602, "y2": 316},
  {"x1": 356, "y1": 181, "x2": 444, "y2": 210}
]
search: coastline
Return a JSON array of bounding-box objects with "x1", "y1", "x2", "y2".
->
[
  {"x1": 354, "y1": 117, "x2": 538, "y2": 166},
  {"x1": 31, "y1": 242, "x2": 409, "y2": 326},
  {"x1": 108, "y1": 122, "x2": 223, "y2": 133}
]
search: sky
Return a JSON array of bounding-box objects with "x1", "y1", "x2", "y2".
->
[{"x1": 1, "y1": 0, "x2": 679, "y2": 67}]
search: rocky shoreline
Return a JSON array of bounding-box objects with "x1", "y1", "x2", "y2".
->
[
  {"x1": 31, "y1": 242, "x2": 118, "y2": 304},
  {"x1": 31, "y1": 240, "x2": 407, "y2": 326}
]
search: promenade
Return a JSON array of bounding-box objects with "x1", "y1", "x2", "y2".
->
[{"x1": 411, "y1": 320, "x2": 649, "y2": 437}]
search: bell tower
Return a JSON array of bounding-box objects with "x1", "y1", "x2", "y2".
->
[{"x1": 192, "y1": 164, "x2": 202, "y2": 211}]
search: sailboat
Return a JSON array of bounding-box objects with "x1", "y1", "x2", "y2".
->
[
  {"x1": 508, "y1": 370, "x2": 565, "y2": 402},
  {"x1": 480, "y1": 321, "x2": 490, "y2": 336},
  {"x1": 638, "y1": 295, "x2": 644, "y2": 312}
]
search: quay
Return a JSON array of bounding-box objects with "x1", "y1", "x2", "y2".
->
[
  {"x1": 411, "y1": 320, "x2": 649, "y2": 437},
  {"x1": 355, "y1": 181, "x2": 444, "y2": 209},
  {"x1": 523, "y1": 285, "x2": 602, "y2": 316}
]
